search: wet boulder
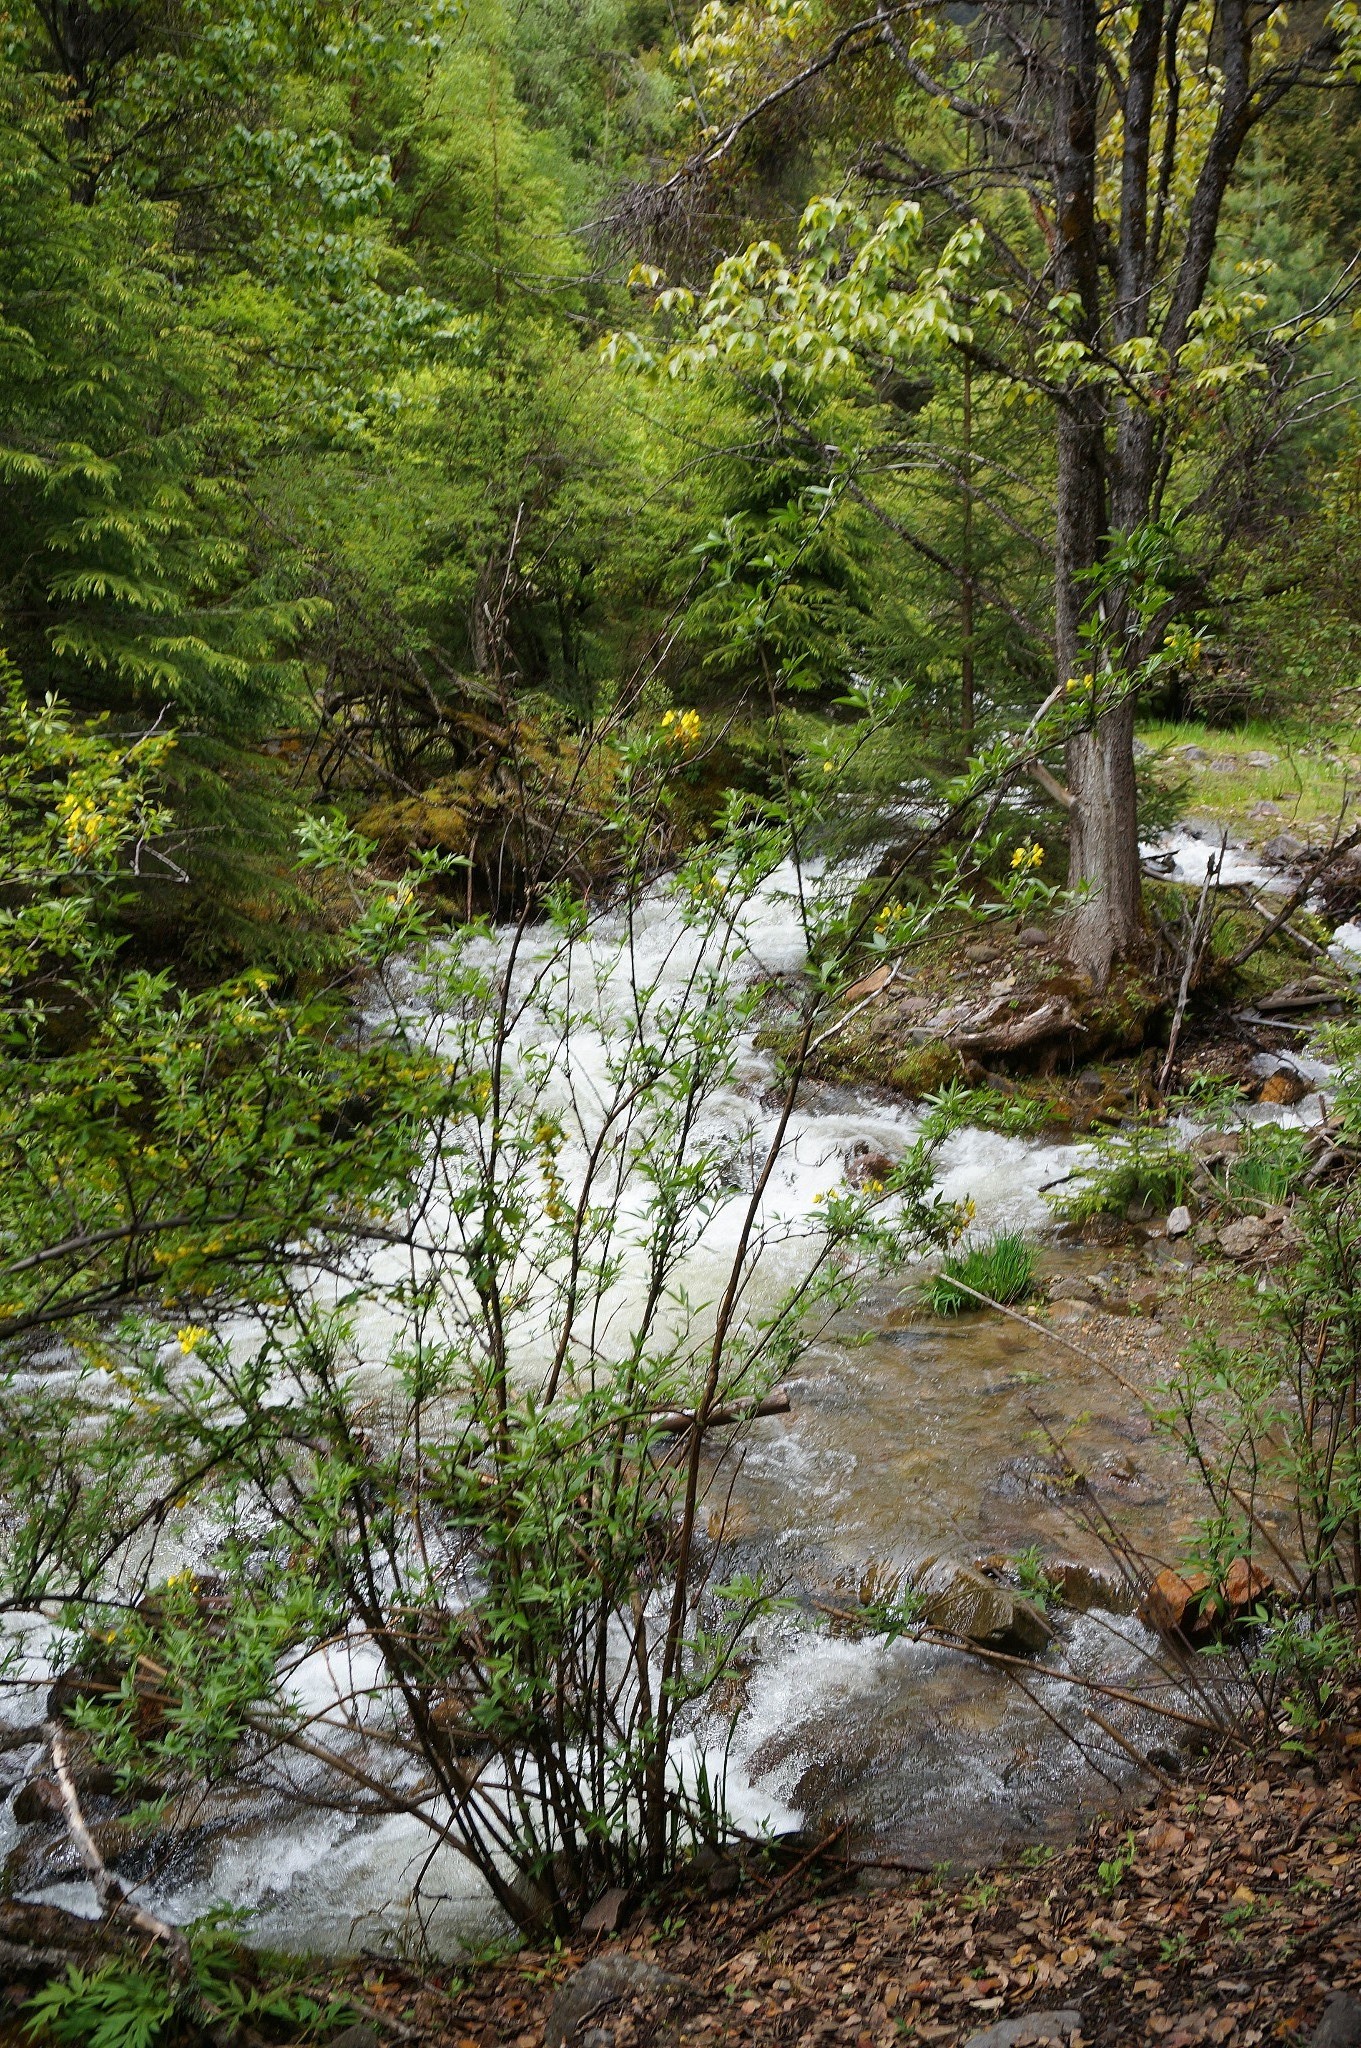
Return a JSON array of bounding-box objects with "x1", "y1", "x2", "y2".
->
[
  {"x1": 913, "y1": 1557, "x2": 1053, "y2": 1654},
  {"x1": 1263, "y1": 832, "x2": 1307, "y2": 866},
  {"x1": 1257, "y1": 1066, "x2": 1309, "y2": 1106},
  {"x1": 1048, "y1": 1275, "x2": 1097, "y2": 1305}
]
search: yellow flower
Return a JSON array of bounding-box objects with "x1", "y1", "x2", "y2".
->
[
  {"x1": 661, "y1": 708, "x2": 701, "y2": 746},
  {"x1": 823, "y1": 759, "x2": 835, "y2": 774},
  {"x1": 1011, "y1": 842, "x2": 1045, "y2": 870},
  {"x1": 176, "y1": 1325, "x2": 209, "y2": 1354}
]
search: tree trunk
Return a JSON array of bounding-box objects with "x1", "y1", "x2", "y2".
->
[
  {"x1": 1051, "y1": 0, "x2": 1144, "y2": 986},
  {"x1": 1065, "y1": 696, "x2": 1143, "y2": 984}
]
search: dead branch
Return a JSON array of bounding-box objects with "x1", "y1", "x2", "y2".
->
[
  {"x1": 1227, "y1": 823, "x2": 1361, "y2": 970},
  {"x1": 1159, "y1": 840, "x2": 1223, "y2": 1092},
  {"x1": 49, "y1": 1727, "x2": 192, "y2": 1976}
]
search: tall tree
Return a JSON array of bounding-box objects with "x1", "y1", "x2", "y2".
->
[{"x1": 659, "y1": 0, "x2": 1356, "y2": 982}]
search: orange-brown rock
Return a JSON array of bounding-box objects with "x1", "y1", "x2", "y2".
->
[
  {"x1": 1138, "y1": 1566, "x2": 1211, "y2": 1634},
  {"x1": 1223, "y1": 1556, "x2": 1272, "y2": 1608}
]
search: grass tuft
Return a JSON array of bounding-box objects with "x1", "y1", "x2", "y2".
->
[{"x1": 923, "y1": 1231, "x2": 1036, "y2": 1315}]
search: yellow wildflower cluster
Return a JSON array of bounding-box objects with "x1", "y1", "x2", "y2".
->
[
  {"x1": 57, "y1": 791, "x2": 108, "y2": 857},
  {"x1": 1011, "y1": 842, "x2": 1046, "y2": 870},
  {"x1": 177, "y1": 1325, "x2": 209, "y2": 1354},
  {"x1": 1065, "y1": 671, "x2": 1094, "y2": 694},
  {"x1": 661, "y1": 708, "x2": 702, "y2": 747},
  {"x1": 875, "y1": 898, "x2": 904, "y2": 929}
]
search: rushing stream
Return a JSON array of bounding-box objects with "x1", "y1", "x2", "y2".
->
[{"x1": 0, "y1": 834, "x2": 1335, "y2": 1955}]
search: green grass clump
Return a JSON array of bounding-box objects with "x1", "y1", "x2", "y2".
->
[
  {"x1": 923, "y1": 1231, "x2": 1036, "y2": 1315},
  {"x1": 1053, "y1": 1116, "x2": 1196, "y2": 1221},
  {"x1": 1224, "y1": 1123, "x2": 1310, "y2": 1207}
]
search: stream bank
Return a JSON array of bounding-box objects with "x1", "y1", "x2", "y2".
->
[{"x1": 229, "y1": 1687, "x2": 1361, "y2": 2048}]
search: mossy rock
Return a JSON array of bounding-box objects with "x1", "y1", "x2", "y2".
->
[{"x1": 884, "y1": 1039, "x2": 963, "y2": 1097}]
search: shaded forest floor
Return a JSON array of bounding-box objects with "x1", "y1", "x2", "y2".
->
[{"x1": 330, "y1": 1698, "x2": 1361, "y2": 2048}]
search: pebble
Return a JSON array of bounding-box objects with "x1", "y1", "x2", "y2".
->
[{"x1": 1165, "y1": 1204, "x2": 1192, "y2": 1238}]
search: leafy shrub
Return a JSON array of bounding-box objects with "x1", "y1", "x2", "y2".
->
[
  {"x1": 25, "y1": 1965, "x2": 173, "y2": 2048},
  {"x1": 920, "y1": 1081, "x2": 1050, "y2": 1137},
  {"x1": 923, "y1": 1231, "x2": 1036, "y2": 1314},
  {"x1": 1052, "y1": 1116, "x2": 1196, "y2": 1221}
]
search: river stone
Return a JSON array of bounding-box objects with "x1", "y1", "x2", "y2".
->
[
  {"x1": 1248, "y1": 799, "x2": 1281, "y2": 820},
  {"x1": 965, "y1": 941, "x2": 1001, "y2": 964},
  {"x1": 1049, "y1": 1275, "x2": 1096, "y2": 1304},
  {"x1": 1219, "y1": 1215, "x2": 1270, "y2": 1258},
  {"x1": 328, "y1": 2029, "x2": 380, "y2": 2048},
  {"x1": 1178, "y1": 744, "x2": 1208, "y2": 762},
  {"x1": 1015, "y1": 926, "x2": 1049, "y2": 947},
  {"x1": 1165, "y1": 1204, "x2": 1192, "y2": 1238},
  {"x1": 545, "y1": 1957, "x2": 698, "y2": 2047},
  {"x1": 963, "y1": 2012, "x2": 1083, "y2": 2048},
  {"x1": 914, "y1": 1557, "x2": 1052, "y2": 1653},
  {"x1": 1312, "y1": 1992, "x2": 1361, "y2": 2047},
  {"x1": 1264, "y1": 831, "x2": 1307, "y2": 865},
  {"x1": 1246, "y1": 751, "x2": 1279, "y2": 769}
]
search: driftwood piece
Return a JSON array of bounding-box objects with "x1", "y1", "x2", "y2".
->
[{"x1": 951, "y1": 996, "x2": 1079, "y2": 1055}]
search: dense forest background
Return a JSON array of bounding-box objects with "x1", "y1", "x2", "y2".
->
[{"x1": 9, "y1": 0, "x2": 1361, "y2": 980}]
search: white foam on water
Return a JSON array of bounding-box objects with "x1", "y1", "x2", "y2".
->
[
  {"x1": 1142, "y1": 828, "x2": 1280, "y2": 893},
  {"x1": 9, "y1": 860, "x2": 1190, "y2": 1951}
]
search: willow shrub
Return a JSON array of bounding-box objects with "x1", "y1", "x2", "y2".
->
[{"x1": 0, "y1": 705, "x2": 981, "y2": 1941}]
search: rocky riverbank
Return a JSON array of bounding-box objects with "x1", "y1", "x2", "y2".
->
[{"x1": 308, "y1": 1697, "x2": 1361, "y2": 2048}]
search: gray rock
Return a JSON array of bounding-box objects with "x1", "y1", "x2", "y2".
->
[
  {"x1": 966, "y1": 941, "x2": 1002, "y2": 964},
  {"x1": 897, "y1": 994, "x2": 933, "y2": 1018},
  {"x1": 1165, "y1": 1204, "x2": 1192, "y2": 1238},
  {"x1": 580, "y1": 1885, "x2": 629, "y2": 1933},
  {"x1": 1210, "y1": 755, "x2": 1239, "y2": 772},
  {"x1": 1219, "y1": 1215, "x2": 1269, "y2": 1259},
  {"x1": 1264, "y1": 832, "x2": 1307, "y2": 865},
  {"x1": 328, "y1": 2029, "x2": 380, "y2": 2048},
  {"x1": 913, "y1": 1557, "x2": 1053, "y2": 1653},
  {"x1": 1248, "y1": 799, "x2": 1281, "y2": 820},
  {"x1": 1016, "y1": 926, "x2": 1049, "y2": 947},
  {"x1": 963, "y1": 2011, "x2": 1084, "y2": 2048},
  {"x1": 545, "y1": 1957, "x2": 698, "y2": 2048},
  {"x1": 1049, "y1": 1275, "x2": 1097, "y2": 1304},
  {"x1": 1312, "y1": 1993, "x2": 1361, "y2": 2048},
  {"x1": 1178, "y1": 745, "x2": 1208, "y2": 763},
  {"x1": 1247, "y1": 751, "x2": 1279, "y2": 769}
]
